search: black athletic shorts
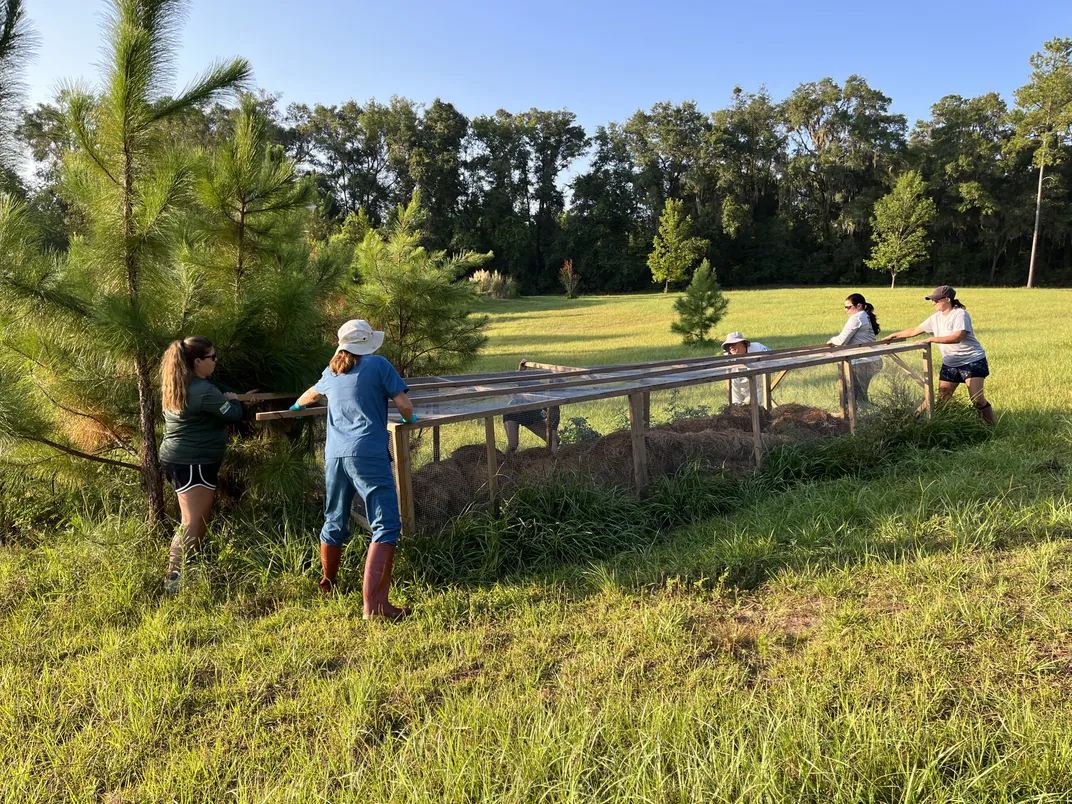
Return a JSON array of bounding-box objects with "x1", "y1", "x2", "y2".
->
[{"x1": 162, "y1": 461, "x2": 221, "y2": 493}]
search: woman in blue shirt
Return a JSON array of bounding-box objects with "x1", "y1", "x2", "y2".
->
[{"x1": 293, "y1": 320, "x2": 416, "y2": 620}]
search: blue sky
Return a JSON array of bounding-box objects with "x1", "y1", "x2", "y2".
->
[{"x1": 22, "y1": 0, "x2": 1072, "y2": 133}]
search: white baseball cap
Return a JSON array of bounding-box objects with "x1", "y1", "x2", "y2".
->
[
  {"x1": 336, "y1": 319, "x2": 385, "y2": 356},
  {"x1": 721, "y1": 331, "x2": 748, "y2": 350}
]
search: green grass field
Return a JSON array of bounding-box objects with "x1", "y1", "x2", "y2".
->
[{"x1": 3, "y1": 288, "x2": 1072, "y2": 803}]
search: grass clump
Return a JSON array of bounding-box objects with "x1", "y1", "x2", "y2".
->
[{"x1": 406, "y1": 404, "x2": 991, "y2": 586}]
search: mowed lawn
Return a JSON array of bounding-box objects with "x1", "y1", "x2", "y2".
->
[{"x1": 3, "y1": 288, "x2": 1072, "y2": 803}]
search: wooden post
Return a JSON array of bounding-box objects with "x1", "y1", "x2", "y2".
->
[
  {"x1": 763, "y1": 373, "x2": 773, "y2": 412},
  {"x1": 392, "y1": 426, "x2": 416, "y2": 535},
  {"x1": 642, "y1": 391, "x2": 651, "y2": 429},
  {"x1": 432, "y1": 425, "x2": 441, "y2": 462},
  {"x1": 727, "y1": 379, "x2": 733, "y2": 407},
  {"x1": 748, "y1": 376, "x2": 763, "y2": 468},
  {"x1": 837, "y1": 362, "x2": 849, "y2": 420},
  {"x1": 628, "y1": 392, "x2": 649, "y2": 495},
  {"x1": 843, "y1": 361, "x2": 857, "y2": 434},
  {"x1": 484, "y1": 416, "x2": 499, "y2": 513},
  {"x1": 923, "y1": 342, "x2": 935, "y2": 420}
]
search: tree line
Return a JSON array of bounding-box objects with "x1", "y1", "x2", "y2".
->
[{"x1": 13, "y1": 39, "x2": 1072, "y2": 293}]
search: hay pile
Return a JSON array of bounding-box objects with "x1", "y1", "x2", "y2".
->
[{"x1": 410, "y1": 403, "x2": 848, "y2": 532}]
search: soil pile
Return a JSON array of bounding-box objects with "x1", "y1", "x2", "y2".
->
[{"x1": 411, "y1": 403, "x2": 848, "y2": 531}]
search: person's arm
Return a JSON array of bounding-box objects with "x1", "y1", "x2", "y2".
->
[
  {"x1": 924, "y1": 330, "x2": 967, "y2": 345},
  {"x1": 828, "y1": 315, "x2": 861, "y2": 346},
  {"x1": 881, "y1": 326, "x2": 926, "y2": 342},
  {"x1": 292, "y1": 386, "x2": 323, "y2": 408},
  {"x1": 394, "y1": 392, "x2": 414, "y2": 422},
  {"x1": 200, "y1": 385, "x2": 244, "y2": 421},
  {"x1": 381, "y1": 359, "x2": 416, "y2": 423}
]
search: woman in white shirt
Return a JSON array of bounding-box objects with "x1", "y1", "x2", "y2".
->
[
  {"x1": 884, "y1": 285, "x2": 994, "y2": 424},
  {"x1": 828, "y1": 293, "x2": 882, "y2": 404}
]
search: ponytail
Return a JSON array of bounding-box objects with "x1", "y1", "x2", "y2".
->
[
  {"x1": 329, "y1": 350, "x2": 360, "y2": 376},
  {"x1": 161, "y1": 336, "x2": 214, "y2": 413},
  {"x1": 951, "y1": 299, "x2": 966, "y2": 309},
  {"x1": 846, "y1": 293, "x2": 880, "y2": 336}
]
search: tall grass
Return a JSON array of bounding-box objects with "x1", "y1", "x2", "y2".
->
[{"x1": 3, "y1": 289, "x2": 1072, "y2": 802}]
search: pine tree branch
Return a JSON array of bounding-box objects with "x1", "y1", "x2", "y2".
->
[
  {"x1": 32, "y1": 381, "x2": 138, "y2": 457},
  {"x1": 20, "y1": 434, "x2": 140, "y2": 471}
]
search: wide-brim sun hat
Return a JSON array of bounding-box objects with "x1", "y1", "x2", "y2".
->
[
  {"x1": 721, "y1": 331, "x2": 748, "y2": 350},
  {"x1": 336, "y1": 319, "x2": 385, "y2": 356}
]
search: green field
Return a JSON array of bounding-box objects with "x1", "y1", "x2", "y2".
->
[{"x1": 3, "y1": 288, "x2": 1072, "y2": 803}]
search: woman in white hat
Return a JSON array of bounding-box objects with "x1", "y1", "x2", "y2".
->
[
  {"x1": 291, "y1": 320, "x2": 417, "y2": 619},
  {"x1": 722, "y1": 331, "x2": 771, "y2": 405}
]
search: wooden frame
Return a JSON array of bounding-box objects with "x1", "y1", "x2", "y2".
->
[{"x1": 256, "y1": 340, "x2": 933, "y2": 534}]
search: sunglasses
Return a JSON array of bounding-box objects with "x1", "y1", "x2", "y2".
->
[
  {"x1": 844, "y1": 305, "x2": 854, "y2": 310},
  {"x1": 203, "y1": 353, "x2": 217, "y2": 361}
]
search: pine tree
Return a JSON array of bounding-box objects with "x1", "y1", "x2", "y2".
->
[
  {"x1": 350, "y1": 191, "x2": 492, "y2": 377},
  {"x1": 184, "y1": 95, "x2": 347, "y2": 392},
  {"x1": 648, "y1": 198, "x2": 708, "y2": 292},
  {"x1": 670, "y1": 259, "x2": 729, "y2": 345},
  {"x1": 0, "y1": 0, "x2": 249, "y2": 527},
  {"x1": 0, "y1": 0, "x2": 32, "y2": 177}
]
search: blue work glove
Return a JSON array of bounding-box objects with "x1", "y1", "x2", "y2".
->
[
  {"x1": 289, "y1": 403, "x2": 306, "y2": 411},
  {"x1": 398, "y1": 413, "x2": 420, "y2": 424}
]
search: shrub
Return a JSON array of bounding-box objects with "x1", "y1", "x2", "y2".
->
[
  {"x1": 469, "y1": 269, "x2": 519, "y2": 299},
  {"x1": 559, "y1": 259, "x2": 580, "y2": 299}
]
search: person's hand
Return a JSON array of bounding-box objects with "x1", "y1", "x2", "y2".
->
[
  {"x1": 398, "y1": 413, "x2": 420, "y2": 424},
  {"x1": 224, "y1": 392, "x2": 239, "y2": 401},
  {"x1": 289, "y1": 403, "x2": 306, "y2": 411},
  {"x1": 880, "y1": 335, "x2": 895, "y2": 343},
  {"x1": 246, "y1": 388, "x2": 260, "y2": 395}
]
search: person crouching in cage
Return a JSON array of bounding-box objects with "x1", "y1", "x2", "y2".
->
[{"x1": 291, "y1": 319, "x2": 417, "y2": 620}]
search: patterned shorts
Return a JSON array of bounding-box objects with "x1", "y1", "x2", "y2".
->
[{"x1": 939, "y1": 357, "x2": 990, "y2": 384}]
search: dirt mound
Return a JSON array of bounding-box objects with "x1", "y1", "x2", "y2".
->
[{"x1": 410, "y1": 404, "x2": 848, "y2": 532}]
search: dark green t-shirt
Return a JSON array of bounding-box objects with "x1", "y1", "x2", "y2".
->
[{"x1": 159, "y1": 378, "x2": 243, "y2": 465}]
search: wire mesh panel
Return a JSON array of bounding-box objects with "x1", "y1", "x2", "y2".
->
[{"x1": 255, "y1": 341, "x2": 935, "y2": 535}]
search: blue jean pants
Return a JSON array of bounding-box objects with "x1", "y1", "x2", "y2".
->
[{"x1": 320, "y1": 455, "x2": 401, "y2": 546}]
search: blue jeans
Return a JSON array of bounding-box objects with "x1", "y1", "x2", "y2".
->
[{"x1": 320, "y1": 456, "x2": 401, "y2": 546}]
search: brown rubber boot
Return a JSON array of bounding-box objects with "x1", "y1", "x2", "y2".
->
[
  {"x1": 362, "y1": 542, "x2": 411, "y2": 621},
  {"x1": 320, "y1": 543, "x2": 343, "y2": 595},
  {"x1": 976, "y1": 402, "x2": 996, "y2": 426}
]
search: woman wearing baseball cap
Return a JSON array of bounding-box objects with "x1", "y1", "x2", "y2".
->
[
  {"x1": 883, "y1": 286, "x2": 995, "y2": 424},
  {"x1": 291, "y1": 319, "x2": 417, "y2": 619}
]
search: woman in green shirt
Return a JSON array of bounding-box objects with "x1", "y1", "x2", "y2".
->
[{"x1": 158, "y1": 336, "x2": 243, "y2": 593}]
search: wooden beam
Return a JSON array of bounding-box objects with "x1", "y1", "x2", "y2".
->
[
  {"x1": 748, "y1": 376, "x2": 763, "y2": 468},
  {"x1": 764, "y1": 373, "x2": 773, "y2": 412},
  {"x1": 843, "y1": 361, "x2": 857, "y2": 434},
  {"x1": 258, "y1": 342, "x2": 931, "y2": 426},
  {"x1": 432, "y1": 426, "x2": 441, "y2": 462},
  {"x1": 484, "y1": 416, "x2": 499, "y2": 513},
  {"x1": 923, "y1": 342, "x2": 935, "y2": 420},
  {"x1": 767, "y1": 368, "x2": 790, "y2": 408},
  {"x1": 628, "y1": 392, "x2": 649, "y2": 495},
  {"x1": 838, "y1": 362, "x2": 849, "y2": 421},
  {"x1": 887, "y1": 353, "x2": 926, "y2": 388},
  {"x1": 391, "y1": 426, "x2": 416, "y2": 535},
  {"x1": 249, "y1": 341, "x2": 908, "y2": 406},
  {"x1": 642, "y1": 392, "x2": 651, "y2": 429}
]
